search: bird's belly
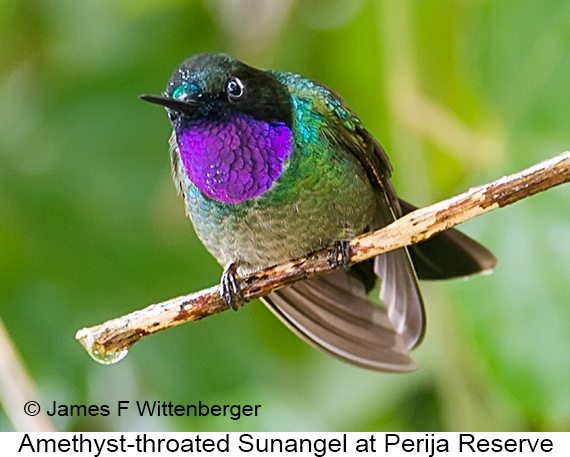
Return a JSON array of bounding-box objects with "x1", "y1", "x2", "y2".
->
[{"x1": 185, "y1": 179, "x2": 376, "y2": 275}]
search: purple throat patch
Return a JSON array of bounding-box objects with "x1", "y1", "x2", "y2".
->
[{"x1": 176, "y1": 113, "x2": 293, "y2": 204}]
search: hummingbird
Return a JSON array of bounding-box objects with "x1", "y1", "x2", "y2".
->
[{"x1": 141, "y1": 52, "x2": 496, "y2": 372}]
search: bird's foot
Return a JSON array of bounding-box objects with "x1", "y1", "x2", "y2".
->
[
  {"x1": 330, "y1": 240, "x2": 351, "y2": 269},
  {"x1": 220, "y1": 263, "x2": 246, "y2": 311}
]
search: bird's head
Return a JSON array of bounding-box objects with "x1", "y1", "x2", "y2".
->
[
  {"x1": 141, "y1": 53, "x2": 293, "y2": 128},
  {"x1": 141, "y1": 53, "x2": 294, "y2": 204}
]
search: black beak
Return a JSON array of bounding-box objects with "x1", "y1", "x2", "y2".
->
[{"x1": 140, "y1": 94, "x2": 200, "y2": 113}]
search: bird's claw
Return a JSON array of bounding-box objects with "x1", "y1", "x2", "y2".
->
[
  {"x1": 330, "y1": 240, "x2": 351, "y2": 269},
  {"x1": 220, "y1": 263, "x2": 245, "y2": 311}
]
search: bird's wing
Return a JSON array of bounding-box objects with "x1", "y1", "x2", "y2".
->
[
  {"x1": 318, "y1": 86, "x2": 427, "y2": 350},
  {"x1": 264, "y1": 76, "x2": 426, "y2": 363},
  {"x1": 261, "y1": 269, "x2": 416, "y2": 372}
]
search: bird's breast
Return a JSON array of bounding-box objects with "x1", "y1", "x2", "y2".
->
[
  {"x1": 176, "y1": 113, "x2": 292, "y2": 204},
  {"x1": 176, "y1": 133, "x2": 377, "y2": 274}
]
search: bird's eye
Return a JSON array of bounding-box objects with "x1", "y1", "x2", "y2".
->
[{"x1": 226, "y1": 77, "x2": 245, "y2": 101}]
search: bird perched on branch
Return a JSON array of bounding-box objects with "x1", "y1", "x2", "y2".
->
[{"x1": 142, "y1": 52, "x2": 496, "y2": 372}]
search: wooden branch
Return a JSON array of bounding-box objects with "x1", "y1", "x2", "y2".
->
[{"x1": 76, "y1": 151, "x2": 570, "y2": 364}]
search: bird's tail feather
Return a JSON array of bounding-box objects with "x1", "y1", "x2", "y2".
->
[
  {"x1": 399, "y1": 199, "x2": 497, "y2": 279},
  {"x1": 261, "y1": 269, "x2": 417, "y2": 372}
]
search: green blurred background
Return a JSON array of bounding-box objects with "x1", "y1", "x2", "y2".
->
[{"x1": 1, "y1": 0, "x2": 570, "y2": 432}]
